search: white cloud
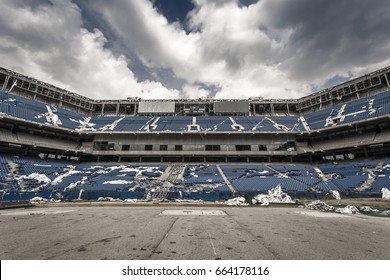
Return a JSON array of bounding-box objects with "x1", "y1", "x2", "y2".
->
[
  {"x1": 1, "y1": 0, "x2": 389, "y2": 100},
  {"x1": 86, "y1": 0, "x2": 311, "y2": 99},
  {"x1": 0, "y1": 0, "x2": 180, "y2": 99}
]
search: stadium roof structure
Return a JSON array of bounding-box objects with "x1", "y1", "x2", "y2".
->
[{"x1": 1, "y1": 66, "x2": 390, "y2": 116}]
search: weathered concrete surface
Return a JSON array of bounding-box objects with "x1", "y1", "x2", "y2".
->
[{"x1": 0, "y1": 206, "x2": 389, "y2": 260}]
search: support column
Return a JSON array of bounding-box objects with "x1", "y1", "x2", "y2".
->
[
  {"x1": 364, "y1": 147, "x2": 369, "y2": 157},
  {"x1": 101, "y1": 103, "x2": 105, "y2": 116},
  {"x1": 385, "y1": 73, "x2": 390, "y2": 89},
  {"x1": 2, "y1": 75, "x2": 10, "y2": 91}
]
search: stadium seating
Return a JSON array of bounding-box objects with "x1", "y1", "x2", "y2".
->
[
  {"x1": 49, "y1": 163, "x2": 166, "y2": 192},
  {"x1": 220, "y1": 164, "x2": 314, "y2": 192},
  {"x1": 318, "y1": 160, "x2": 377, "y2": 191},
  {"x1": 2, "y1": 90, "x2": 390, "y2": 133},
  {"x1": 0, "y1": 154, "x2": 9, "y2": 187},
  {"x1": 305, "y1": 90, "x2": 390, "y2": 130},
  {"x1": 182, "y1": 165, "x2": 225, "y2": 186},
  {"x1": 12, "y1": 156, "x2": 71, "y2": 191},
  {"x1": 1, "y1": 155, "x2": 390, "y2": 200},
  {"x1": 0, "y1": 91, "x2": 85, "y2": 129},
  {"x1": 370, "y1": 160, "x2": 390, "y2": 191}
]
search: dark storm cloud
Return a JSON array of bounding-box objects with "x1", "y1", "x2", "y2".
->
[{"x1": 262, "y1": 0, "x2": 390, "y2": 82}]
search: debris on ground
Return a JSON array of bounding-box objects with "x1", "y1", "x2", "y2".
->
[
  {"x1": 252, "y1": 185, "x2": 294, "y2": 206},
  {"x1": 335, "y1": 205, "x2": 360, "y2": 214},
  {"x1": 97, "y1": 197, "x2": 122, "y2": 202},
  {"x1": 329, "y1": 190, "x2": 341, "y2": 200},
  {"x1": 382, "y1": 188, "x2": 390, "y2": 199},
  {"x1": 225, "y1": 197, "x2": 248, "y2": 206},
  {"x1": 305, "y1": 200, "x2": 335, "y2": 212},
  {"x1": 381, "y1": 210, "x2": 390, "y2": 216},
  {"x1": 359, "y1": 206, "x2": 380, "y2": 212},
  {"x1": 30, "y1": 196, "x2": 48, "y2": 203},
  {"x1": 123, "y1": 199, "x2": 138, "y2": 203}
]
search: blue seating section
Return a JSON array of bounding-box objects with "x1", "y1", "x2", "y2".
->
[
  {"x1": 89, "y1": 116, "x2": 156, "y2": 132},
  {"x1": 1, "y1": 155, "x2": 390, "y2": 199},
  {"x1": 12, "y1": 156, "x2": 70, "y2": 180},
  {"x1": 371, "y1": 162, "x2": 390, "y2": 191},
  {"x1": 50, "y1": 163, "x2": 166, "y2": 191},
  {"x1": 0, "y1": 91, "x2": 85, "y2": 129},
  {"x1": 0, "y1": 154, "x2": 10, "y2": 189},
  {"x1": 269, "y1": 164, "x2": 323, "y2": 188},
  {"x1": 305, "y1": 90, "x2": 390, "y2": 129},
  {"x1": 232, "y1": 176, "x2": 309, "y2": 192},
  {"x1": 371, "y1": 175, "x2": 390, "y2": 191},
  {"x1": 12, "y1": 156, "x2": 71, "y2": 190},
  {"x1": 330, "y1": 175, "x2": 368, "y2": 191},
  {"x1": 182, "y1": 165, "x2": 225, "y2": 185},
  {"x1": 213, "y1": 184, "x2": 231, "y2": 192},
  {"x1": 221, "y1": 164, "x2": 312, "y2": 192},
  {"x1": 221, "y1": 165, "x2": 276, "y2": 180},
  {"x1": 153, "y1": 116, "x2": 192, "y2": 131},
  {"x1": 233, "y1": 116, "x2": 304, "y2": 132},
  {"x1": 2, "y1": 90, "x2": 390, "y2": 132},
  {"x1": 269, "y1": 164, "x2": 317, "y2": 175},
  {"x1": 196, "y1": 116, "x2": 232, "y2": 131},
  {"x1": 319, "y1": 160, "x2": 376, "y2": 191}
]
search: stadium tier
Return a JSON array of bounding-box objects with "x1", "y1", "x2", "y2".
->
[
  {"x1": 1, "y1": 66, "x2": 390, "y2": 200},
  {"x1": 1, "y1": 156, "x2": 389, "y2": 200},
  {"x1": 1, "y1": 90, "x2": 390, "y2": 132}
]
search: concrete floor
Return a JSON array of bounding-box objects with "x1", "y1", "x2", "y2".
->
[{"x1": 0, "y1": 206, "x2": 389, "y2": 260}]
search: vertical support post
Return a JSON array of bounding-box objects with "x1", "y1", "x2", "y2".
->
[
  {"x1": 364, "y1": 147, "x2": 369, "y2": 158},
  {"x1": 385, "y1": 73, "x2": 390, "y2": 89},
  {"x1": 2, "y1": 75, "x2": 10, "y2": 91}
]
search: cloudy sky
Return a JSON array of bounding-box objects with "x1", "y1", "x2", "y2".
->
[{"x1": 1, "y1": 0, "x2": 389, "y2": 100}]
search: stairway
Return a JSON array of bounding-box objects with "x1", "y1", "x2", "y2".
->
[
  {"x1": 313, "y1": 165, "x2": 327, "y2": 181},
  {"x1": 166, "y1": 164, "x2": 185, "y2": 184},
  {"x1": 216, "y1": 165, "x2": 237, "y2": 193},
  {"x1": 5, "y1": 156, "x2": 22, "y2": 189},
  {"x1": 151, "y1": 187, "x2": 170, "y2": 201}
]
